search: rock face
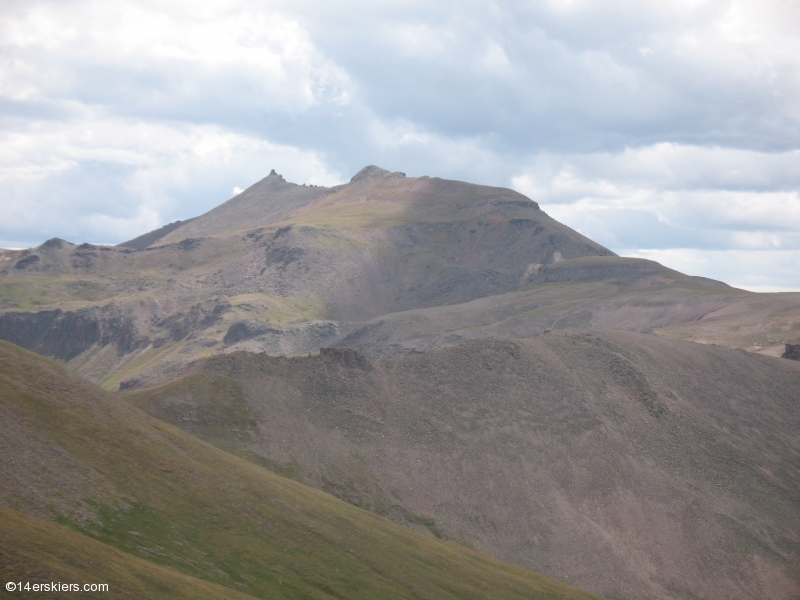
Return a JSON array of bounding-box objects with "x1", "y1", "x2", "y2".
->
[
  {"x1": 0, "y1": 308, "x2": 141, "y2": 360},
  {"x1": 349, "y1": 165, "x2": 406, "y2": 182},
  {"x1": 319, "y1": 346, "x2": 368, "y2": 367},
  {"x1": 13, "y1": 254, "x2": 40, "y2": 270},
  {"x1": 223, "y1": 320, "x2": 280, "y2": 345},
  {"x1": 782, "y1": 343, "x2": 800, "y2": 360}
]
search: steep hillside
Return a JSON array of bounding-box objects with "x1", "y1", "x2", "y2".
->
[
  {"x1": 126, "y1": 332, "x2": 800, "y2": 600},
  {"x1": 117, "y1": 218, "x2": 196, "y2": 251},
  {"x1": 0, "y1": 339, "x2": 602, "y2": 600}
]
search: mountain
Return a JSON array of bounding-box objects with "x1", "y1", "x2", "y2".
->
[
  {"x1": 1, "y1": 166, "x2": 796, "y2": 390},
  {"x1": 1, "y1": 165, "x2": 799, "y2": 600},
  {"x1": 124, "y1": 331, "x2": 800, "y2": 600},
  {"x1": 0, "y1": 340, "x2": 601, "y2": 600}
]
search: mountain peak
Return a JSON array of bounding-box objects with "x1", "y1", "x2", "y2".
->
[{"x1": 350, "y1": 165, "x2": 406, "y2": 183}]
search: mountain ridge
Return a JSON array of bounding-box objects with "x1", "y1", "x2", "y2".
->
[{"x1": 0, "y1": 166, "x2": 628, "y2": 387}]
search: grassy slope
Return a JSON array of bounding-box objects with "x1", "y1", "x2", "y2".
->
[
  {"x1": 0, "y1": 505, "x2": 260, "y2": 600},
  {"x1": 0, "y1": 340, "x2": 602, "y2": 600}
]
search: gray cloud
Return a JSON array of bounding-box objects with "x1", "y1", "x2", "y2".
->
[{"x1": 296, "y1": 0, "x2": 800, "y2": 153}]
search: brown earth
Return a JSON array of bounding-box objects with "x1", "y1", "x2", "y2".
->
[{"x1": 127, "y1": 331, "x2": 800, "y2": 600}]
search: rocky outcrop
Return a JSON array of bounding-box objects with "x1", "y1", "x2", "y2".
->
[
  {"x1": 158, "y1": 303, "x2": 228, "y2": 343},
  {"x1": 349, "y1": 165, "x2": 406, "y2": 183},
  {"x1": 0, "y1": 309, "x2": 99, "y2": 360},
  {"x1": 13, "y1": 254, "x2": 40, "y2": 270},
  {"x1": 782, "y1": 344, "x2": 800, "y2": 360},
  {"x1": 223, "y1": 320, "x2": 281, "y2": 345},
  {"x1": 319, "y1": 346, "x2": 369, "y2": 368},
  {"x1": 0, "y1": 307, "x2": 143, "y2": 360},
  {"x1": 118, "y1": 377, "x2": 142, "y2": 390}
]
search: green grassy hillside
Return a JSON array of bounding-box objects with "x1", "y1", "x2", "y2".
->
[
  {"x1": 0, "y1": 340, "x2": 602, "y2": 600},
  {"x1": 0, "y1": 505, "x2": 260, "y2": 600}
]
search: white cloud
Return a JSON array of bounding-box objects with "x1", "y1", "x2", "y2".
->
[
  {"x1": 513, "y1": 143, "x2": 800, "y2": 289},
  {"x1": 618, "y1": 248, "x2": 800, "y2": 292},
  {"x1": 513, "y1": 144, "x2": 800, "y2": 204},
  {"x1": 477, "y1": 42, "x2": 513, "y2": 74},
  {"x1": 513, "y1": 144, "x2": 800, "y2": 245},
  {"x1": 290, "y1": 0, "x2": 800, "y2": 151},
  {"x1": 0, "y1": 0, "x2": 352, "y2": 113},
  {"x1": 0, "y1": 114, "x2": 343, "y2": 245}
]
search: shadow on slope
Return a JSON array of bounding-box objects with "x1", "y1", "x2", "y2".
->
[{"x1": 331, "y1": 257, "x2": 746, "y2": 358}]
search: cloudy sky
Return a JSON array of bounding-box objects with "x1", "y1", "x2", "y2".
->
[{"x1": 1, "y1": 0, "x2": 798, "y2": 291}]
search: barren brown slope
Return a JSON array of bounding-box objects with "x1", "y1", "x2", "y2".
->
[
  {"x1": 0, "y1": 339, "x2": 602, "y2": 600},
  {"x1": 330, "y1": 258, "x2": 800, "y2": 360},
  {"x1": 127, "y1": 332, "x2": 800, "y2": 600}
]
